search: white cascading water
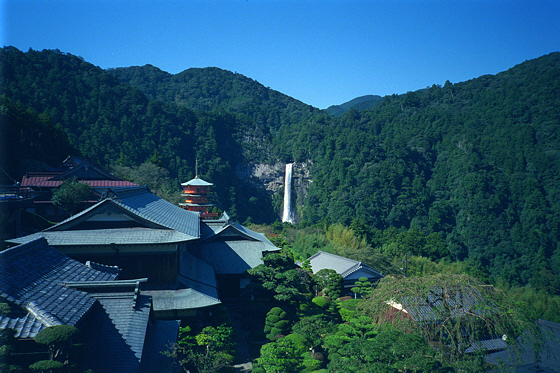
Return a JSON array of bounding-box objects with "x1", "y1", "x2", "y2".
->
[{"x1": 282, "y1": 163, "x2": 294, "y2": 223}]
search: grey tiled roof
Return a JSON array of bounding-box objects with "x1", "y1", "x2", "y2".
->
[
  {"x1": 40, "y1": 198, "x2": 171, "y2": 231},
  {"x1": 179, "y1": 249, "x2": 218, "y2": 294},
  {"x1": 6, "y1": 191, "x2": 200, "y2": 246},
  {"x1": 109, "y1": 186, "x2": 200, "y2": 238},
  {"x1": 93, "y1": 292, "x2": 151, "y2": 371},
  {"x1": 144, "y1": 288, "x2": 220, "y2": 312},
  {"x1": 229, "y1": 222, "x2": 278, "y2": 249},
  {"x1": 399, "y1": 288, "x2": 486, "y2": 323},
  {"x1": 8, "y1": 228, "x2": 196, "y2": 246},
  {"x1": 306, "y1": 251, "x2": 383, "y2": 279},
  {"x1": 485, "y1": 319, "x2": 560, "y2": 371},
  {"x1": 200, "y1": 213, "x2": 279, "y2": 252},
  {"x1": 193, "y1": 240, "x2": 267, "y2": 275},
  {"x1": 0, "y1": 313, "x2": 43, "y2": 338},
  {"x1": 0, "y1": 238, "x2": 118, "y2": 337},
  {"x1": 140, "y1": 319, "x2": 180, "y2": 373},
  {"x1": 464, "y1": 338, "x2": 508, "y2": 353},
  {"x1": 83, "y1": 290, "x2": 152, "y2": 373}
]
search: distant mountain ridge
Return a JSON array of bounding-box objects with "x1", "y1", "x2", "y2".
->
[
  {"x1": 2, "y1": 47, "x2": 560, "y2": 293},
  {"x1": 111, "y1": 65, "x2": 320, "y2": 134},
  {"x1": 325, "y1": 94, "x2": 384, "y2": 116}
]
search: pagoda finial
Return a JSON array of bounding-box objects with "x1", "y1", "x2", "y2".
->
[{"x1": 195, "y1": 158, "x2": 198, "y2": 178}]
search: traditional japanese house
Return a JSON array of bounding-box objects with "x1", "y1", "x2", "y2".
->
[
  {"x1": 6, "y1": 185, "x2": 279, "y2": 316},
  {"x1": 301, "y1": 251, "x2": 384, "y2": 294},
  {"x1": 20, "y1": 156, "x2": 137, "y2": 221},
  {"x1": 195, "y1": 212, "x2": 280, "y2": 298},
  {"x1": 0, "y1": 237, "x2": 178, "y2": 372}
]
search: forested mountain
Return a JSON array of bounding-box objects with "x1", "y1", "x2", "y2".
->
[
  {"x1": 0, "y1": 47, "x2": 283, "y2": 222},
  {"x1": 111, "y1": 64, "x2": 320, "y2": 139},
  {"x1": 1, "y1": 46, "x2": 559, "y2": 293},
  {"x1": 275, "y1": 52, "x2": 560, "y2": 290},
  {"x1": 325, "y1": 94, "x2": 384, "y2": 116}
]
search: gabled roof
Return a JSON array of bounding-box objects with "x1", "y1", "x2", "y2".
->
[
  {"x1": 200, "y1": 212, "x2": 279, "y2": 251},
  {"x1": 62, "y1": 155, "x2": 85, "y2": 168},
  {"x1": 21, "y1": 159, "x2": 137, "y2": 188},
  {"x1": 21, "y1": 175, "x2": 138, "y2": 188},
  {"x1": 144, "y1": 288, "x2": 221, "y2": 312},
  {"x1": 485, "y1": 319, "x2": 560, "y2": 371},
  {"x1": 139, "y1": 319, "x2": 179, "y2": 373},
  {"x1": 0, "y1": 239, "x2": 177, "y2": 372},
  {"x1": 45, "y1": 198, "x2": 172, "y2": 231},
  {"x1": 52, "y1": 160, "x2": 125, "y2": 181},
  {"x1": 306, "y1": 251, "x2": 384, "y2": 279},
  {"x1": 193, "y1": 240, "x2": 271, "y2": 275},
  {"x1": 8, "y1": 228, "x2": 197, "y2": 247},
  {"x1": 6, "y1": 192, "x2": 200, "y2": 246},
  {"x1": 82, "y1": 288, "x2": 152, "y2": 372},
  {"x1": 0, "y1": 238, "x2": 119, "y2": 337},
  {"x1": 181, "y1": 176, "x2": 213, "y2": 187},
  {"x1": 107, "y1": 186, "x2": 200, "y2": 238},
  {"x1": 397, "y1": 287, "x2": 486, "y2": 323},
  {"x1": 194, "y1": 214, "x2": 280, "y2": 275}
]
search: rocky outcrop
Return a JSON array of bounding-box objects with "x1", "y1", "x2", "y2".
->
[{"x1": 235, "y1": 161, "x2": 313, "y2": 221}]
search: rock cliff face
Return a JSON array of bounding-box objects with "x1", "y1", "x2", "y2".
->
[{"x1": 235, "y1": 161, "x2": 312, "y2": 222}]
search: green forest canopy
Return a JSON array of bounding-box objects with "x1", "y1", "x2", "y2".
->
[{"x1": 1, "y1": 46, "x2": 559, "y2": 295}]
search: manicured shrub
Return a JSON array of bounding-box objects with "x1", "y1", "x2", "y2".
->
[{"x1": 312, "y1": 296, "x2": 329, "y2": 309}]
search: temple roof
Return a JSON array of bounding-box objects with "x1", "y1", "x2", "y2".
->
[
  {"x1": 83, "y1": 289, "x2": 152, "y2": 372},
  {"x1": 7, "y1": 228, "x2": 196, "y2": 247},
  {"x1": 194, "y1": 240, "x2": 271, "y2": 275},
  {"x1": 181, "y1": 176, "x2": 213, "y2": 187},
  {"x1": 107, "y1": 186, "x2": 200, "y2": 238},
  {"x1": 305, "y1": 251, "x2": 384, "y2": 279},
  {"x1": 7, "y1": 187, "x2": 200, "y2": 246},
  {"x1": 0, "y1": 238, "x2": 119, "y2": 337},
  {"x1": 0, "y1": 239, "x2": 173, "y2": 372},
  {"x1": 21, "y1": 159, "x2": 137, "y2": 188}
]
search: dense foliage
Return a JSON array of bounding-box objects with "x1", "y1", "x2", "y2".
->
[
  {"x1": 111, "y1": 64, "x2": 320, "y2": 145},
  {"x1": 324, "y1": 94, "x2": 384, "y2": 116},
  {"x1": 0, "y1": 46, "x2": 277, "y2": 222},
  {"x1": 274, "y1": 53, "x2": 560, "y2": 293},
  {"x1": 51, "y1": 178, "x2": 93, "y2": 216},
  {"x1": 169, "y1": 324, "x2": 236, "y2": 373},
  {"x1": 2, "y1": 46, "x2": 559, "y2": 298},
  {"x1": 248, "y1": 251, "x2": 527, "y2": 372}
]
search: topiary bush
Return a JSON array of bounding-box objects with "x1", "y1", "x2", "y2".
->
[
  {"x1": 264, "y1": 307, "x2": 290, "y2": 341},
  {"x1": 311, "y1": 296, "x2": 329, "y2": 309},
  {"x1": 34, "y1": 325, "x2": 78, "y2": 361},
  {"x1": 29, "y1": 359, "x2": 64, "y2": 372}
]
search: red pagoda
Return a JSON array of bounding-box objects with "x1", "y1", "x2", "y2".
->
[{"x1": 179, "y1": 175, "x2": 218, "y2": 219}]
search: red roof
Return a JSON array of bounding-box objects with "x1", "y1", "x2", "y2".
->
[{"x1": 21, "y1": 175, "x2": 137, "y2": 188}]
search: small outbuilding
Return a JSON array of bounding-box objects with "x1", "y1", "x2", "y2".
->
[{"x1": 302, "y1": 250, "x2": 384, "y2": 293}]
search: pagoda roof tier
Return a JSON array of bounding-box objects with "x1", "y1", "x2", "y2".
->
[
  {"x1": 181, "y1": 177, "x2": 213, "y2": 187},
  {"x1": 179, "y1": 203, "x2": 214, "y2": 207}
]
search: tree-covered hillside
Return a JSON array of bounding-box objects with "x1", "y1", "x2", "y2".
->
[
  {"x1": 0, "y1": 47, "x2": 281, "y2": 222},
  {"x1": 276, "y1": 52, "x2": 560, "y2": 290},
  {"x1": 111, "y1": 64, "x2": 320, "y2": 154},
  {"x1": 1, "y1": 46, "x2": 559, "y2": 293}
]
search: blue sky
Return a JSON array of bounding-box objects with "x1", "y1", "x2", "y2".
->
[{"x1": 2, "y1": 0, "x2": 559, "y2": 109}]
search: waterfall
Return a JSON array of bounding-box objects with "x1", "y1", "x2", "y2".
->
[{"x1": 282, "y1": 163, "x2": 294, "y2": 223}]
